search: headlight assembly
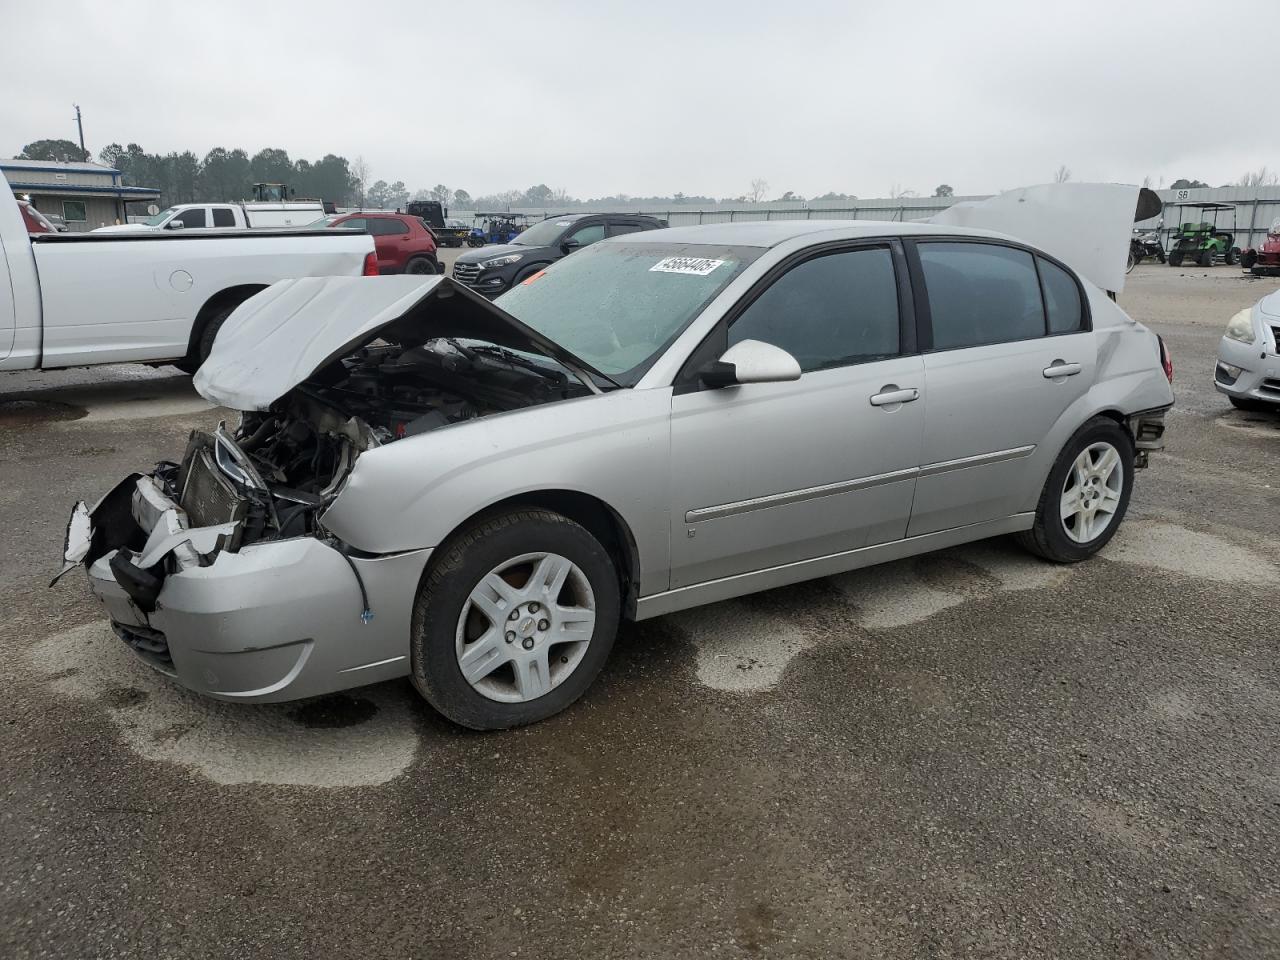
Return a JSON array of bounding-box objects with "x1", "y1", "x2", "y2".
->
[
  {"x1": 1225, "y1": 308, "x2": 1256, "y2": 344},
  {"x1": 482, "y1": 254, "x2": 524, "y2": 269}
]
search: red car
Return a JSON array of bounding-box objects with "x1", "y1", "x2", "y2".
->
[
  {"x1": 18, "y1": 199, "x2": 55, "y2": 234},
  {"x1": 1241, "y1": 217, "x2": 1280, "y2": 277},
  {"x1": 326, "y1": 212, "x2": 440, "y2": 275}
]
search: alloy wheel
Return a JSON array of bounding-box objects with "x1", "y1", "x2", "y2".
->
[
  {"x1": 1059, "y1": 441, "x2": 1124, "y2": 544},
  {"x1": 454, "y1": 552, "x2": 596, "y2": 703}
]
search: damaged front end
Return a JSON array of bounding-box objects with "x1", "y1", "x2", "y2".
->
[{"x1": 55, "y1": 274, "x2": 607, "y2": 702}]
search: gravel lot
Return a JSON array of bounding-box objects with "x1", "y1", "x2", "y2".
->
[{"x1": 2, "y1": 264, "x2": 1278, "y2": 959}]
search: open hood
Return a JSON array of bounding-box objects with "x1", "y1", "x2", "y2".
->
[
  {"x1": 927, "y1": 183, "x2": 1140, "y2": 295},
  {"x1": 193, "y1": 275, "x2": 615, "y2": 410}
]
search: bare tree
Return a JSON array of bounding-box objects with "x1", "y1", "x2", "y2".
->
[
  {"x1": 350, "y1": 155, "x2": 370, "y2": 208},
  {"x1": 888, "y1": 184, "x2": 917, "y2": 199},
  {"x1": 1053, "y1": 165, "x2": 1072, "y2": 184},
  {"x1": 430, "y1": 184, "x2": 453, "y2": 206},
  {"x1": 1238, "y1": 166, "x2": 1278, "y2": 187},
  {"x1": 746, "y1": 178, "x2": 769, "y2": 203}
]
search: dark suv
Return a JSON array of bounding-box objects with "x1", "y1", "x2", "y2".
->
[{"x1": 451, "y1": 213, "x2": 665, "y2": 297}]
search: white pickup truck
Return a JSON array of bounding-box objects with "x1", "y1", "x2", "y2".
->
[
  {"x1": 0, "y1": 189, "x2": 375, "y2": 373},
  {"x1": 93, "y1": 200, "x2": 326, "y2": 233}
]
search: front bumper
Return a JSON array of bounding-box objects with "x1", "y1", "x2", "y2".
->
[
  {"x1": 451, "y1": 261, "x2": 515, "y2": 298},
  {"x1": 74, "y1": 474, "x2": 432, "y2": 703},
  {"x1": 1215, "y1": 332, "x2": 1280, "y2": 406}
]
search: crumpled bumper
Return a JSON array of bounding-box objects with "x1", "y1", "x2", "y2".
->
[{"x1": 70, "y1": 474, "x2": 431, "y2": 703}]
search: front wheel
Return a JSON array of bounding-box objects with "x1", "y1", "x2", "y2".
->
[
  {"x1": 1017, "y1": 417, "x2": 1135, "y2": 563},
  {"x1": 1225, "y1": 247, "x2": 1239, "y2": 266},
  {"x1": 1126, "y1": 250, "x2": 1137, "y2": 274},
  {"x1": 1169, "y1": 251, "x2": 1184, "y2": 267},
  {"x1": 410, "y1": 509, "x2": 621, "y2": 730},
  {"x1": 1198, "y1": 247, "x2": 1214, "y2": 267}
]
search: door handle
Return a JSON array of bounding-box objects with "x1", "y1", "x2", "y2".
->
[
  {"x1": 869, "y1": 386, "x2": 920, "y2": 407},
  {"x1": 1042, "y1": 361, "x2": 1082, "y2": 378}
]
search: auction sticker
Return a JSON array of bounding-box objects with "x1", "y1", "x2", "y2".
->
[{"x1": 650, "y1": 256, "x2": 726, "y2": 276}]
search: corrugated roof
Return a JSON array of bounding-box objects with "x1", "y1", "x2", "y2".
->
[{"x1": 1, "y1": 158, "x2": 119, "y2": 174}]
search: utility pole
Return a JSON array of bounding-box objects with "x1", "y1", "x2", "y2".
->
[{"x1": 73, "y1": 104, "x2": 86, "y2": 160}]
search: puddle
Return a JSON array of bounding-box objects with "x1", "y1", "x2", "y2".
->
[
  {"x1": 1106, "y1": 521, "x2": 1279, "y2": 584},
  {"x1": 677, "y1": 541, "x2": 1070, "y2": 692},
  {"x1": 0, "y1": 399, "x2": 87, "y2": 426},
  {"x1": 33, "y1": 622, "x2": 419, "y2": 787}
]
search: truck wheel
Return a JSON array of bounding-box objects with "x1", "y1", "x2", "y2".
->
[
  {"x1": 1168, "y1": 251, "x2": 1183, "y2": 267},
  {"x1": 1017, "y1": 417, "x2": 1134, "y2": 564},
  {"x1": 405, "y1": 257, "x2": 436, "y2": 275},
  {"x1": 1198, "y1": 247, "x2": 1213, "y2": 267},
  {"x1": 410, "y1": 508, "x2": 620, "y2": 730},
  {"x1": 174, "y1": 303, "x2": 236, "y2": 373}
]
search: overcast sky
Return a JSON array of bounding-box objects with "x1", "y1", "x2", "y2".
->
[{"x1": 4, "y1": 0, "x2": 1278, "y2": 200}]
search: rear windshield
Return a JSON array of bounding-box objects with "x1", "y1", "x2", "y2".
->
[{"x1": 497, "y1": 241, "x2": 762, "y2": 385}]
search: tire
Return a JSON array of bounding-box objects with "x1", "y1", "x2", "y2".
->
[
  {"x1": 1016, "y1": 417, "x2": 1135, "y2": 563},
  {"x1": 512, "y1": 263, "x2": 548, "y2": 286},
  {"x1": 1225, "y1": 247, "x2": 1239, "y2": 266},
  {"x1": 1156, "y1": 248, "x2": 1166, "y2": 264},
  {"x1": 1126, "y1": 250, "x2": 1136, "y2": 274},
  {"x1": 410, "y1": 508, "x2": 621, "y2": 730},
  {"x1": 1168, "y1": 251, "x2": 1183, "y2": 267},
  {"x1": 176, "y1": 303, "x2": 238, "y2": 372},
  {"x1": 404, "y1": 256, "x2": 436, "y2": 275},
  {"x1": 1198, "y1": 247, "x2": 1213, "y2": 267},
  {"x1": 1242, "y1": 249, "x2": 1258, "y2": 269}
]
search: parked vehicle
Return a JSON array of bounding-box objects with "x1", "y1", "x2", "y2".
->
[
  {"x1": 1240, "y1": 218, "x2": 1280, "y2": 277},
  {"x1": 1215, "y1": 289, "x2": 1280, "y2": 409},
  {"x1": 42, "y1": 212, "x2": 70, "y2": 232},
  {"x1": 60, "y1": 186, "x2": 1174, "y2": 731},
  {"x1": 435, "y1": 218, "x2": 471, "y2": 248},
  {"x1": 453, "y1": 213, "x2": 664, "y2": 297},
  {"x1": 468, "y1": 213, "x2": 533, "y2": 247},
  {"x1": 0, "y1": 189, "x2": 376, "y2": 374},
  {"x1": 1128, "y1": 225, "x2": 1165, "y2": 272},
  {"x1": 326, "y1": 212, "x2": 440, "y2": 274},
  {"x1": 94, "y1": 197, "x2": 327, "y2": 233},
  {"x1": 17, "y1": 199, "x2": 55, "y2": 234},
  {"x1": 1166, "y1": 202, "x2": 1239, "y2": 266},
  {"x1": 405, "y1": 199, "x2": 447, "y2": 234}
]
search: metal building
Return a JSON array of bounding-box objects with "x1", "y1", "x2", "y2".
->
[{"x1": 2, "y1": 158, "x2": 160, "y2": 232}]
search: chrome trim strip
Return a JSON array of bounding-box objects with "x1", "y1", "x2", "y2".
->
[
  {"x1": 917, "y1": 444, "x2": 1035, "y2": 478},
  {"x1": 686, "y1": 467, "x2": 919, "y2": 523}
]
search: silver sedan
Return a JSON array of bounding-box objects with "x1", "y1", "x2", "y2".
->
[
  {"x1": 1215, "y1": 289, "x2": 1280, "y2": 410},
  {"x1": 62, "y1": 215, "x2": 1175, "y2": 729}
]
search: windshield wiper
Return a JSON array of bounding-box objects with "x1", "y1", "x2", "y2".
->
[{"x1": 470, "y1": 344, "x2": 569, "y2": 383}]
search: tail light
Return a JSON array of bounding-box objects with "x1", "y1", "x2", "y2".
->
[
  {"x1": 362, "y1": 251, "x2": 378, "y2": 276},
  {"x1": 1158, "y1": 335, "x2": 1173, "y2": 383}
]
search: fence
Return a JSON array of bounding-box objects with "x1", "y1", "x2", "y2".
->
[{"x1": 453, "y1": 184, "x2": 1280, "y2": 251}]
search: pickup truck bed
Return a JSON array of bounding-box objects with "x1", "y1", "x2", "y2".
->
[{"x1": 1, "y1": 190, "x2": 376, "y2": 373}]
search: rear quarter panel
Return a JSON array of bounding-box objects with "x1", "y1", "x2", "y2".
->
[{"x1": 1014, "y1": 287, "x2": 1173, "y2": 513}]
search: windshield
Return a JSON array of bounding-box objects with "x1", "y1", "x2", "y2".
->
[
  {"x1": 511, "y1": 218, "x2": 573, "y2": 247},
  {"x1": 143, "y1": 207, "x2": 178, "y2": 226},
  {"x1": 497, "y1": 241, "x2": 761, "y2": 385}
]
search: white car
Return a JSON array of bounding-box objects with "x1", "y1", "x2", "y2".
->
[{"x1": 1216, "y1": 290, "x2": 1280, "y2": 409}]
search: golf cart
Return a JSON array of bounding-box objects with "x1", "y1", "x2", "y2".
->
[
  {"x1": 1240, "y1": 218, "x2": 1280, "y2": 277},
  {"x1": 1166, "y1": 201, "x2": 1240, "y2": 267},
  {"x1": 467, "y1": 213, "x2": 532, "y2": 247}
]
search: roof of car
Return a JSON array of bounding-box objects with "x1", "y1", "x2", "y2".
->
[{"x1": 616, "y1": 219, "x2": 1011, "y2": 248}]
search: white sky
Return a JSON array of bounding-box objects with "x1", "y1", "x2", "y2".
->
[{"x1": 4, "y1": 0, "x2": 1278, "y2": 199}]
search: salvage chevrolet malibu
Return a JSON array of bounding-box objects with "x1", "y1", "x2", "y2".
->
[{"x1": 59, "y1": 190, "x2": 1175, "y2": 729}]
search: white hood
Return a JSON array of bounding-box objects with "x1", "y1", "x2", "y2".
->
[
  {"x1": 927, "y1": 183, "x2": 1139, "y2": 294},
  {"x1": 193, "y1": 275, "x2": 614, "y2": 411},
  {"x1": 91, "y1": 223, "x2": 156, "y2": 233}
]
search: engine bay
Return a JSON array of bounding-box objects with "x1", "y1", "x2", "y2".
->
[{"x1": 172, "y1": 337, "x2": 590, "y2": 547}]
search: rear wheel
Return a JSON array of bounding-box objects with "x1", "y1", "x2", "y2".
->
[
  {"x1": 1198, "y1": 247, "x2": 1214, "y2": 267},
  {"x1": 1225, "y1": 247, "x2": 1239, "y2": 266},
  {"x1": 175, "y1": 302, "x2": 237, "y2": 372},
  {"x1": 404, "y1": 256, "x2": 436, "y2": 275},
  {"x1": 1017, "y1": 417, "x2": 1134, "y2": 563},
  {"x1": 1126, "y1": 250, "x2": 1137, "y2": 274},
  {"x1": 410, "y1": 508, "x2": 621, "y2": 730}
]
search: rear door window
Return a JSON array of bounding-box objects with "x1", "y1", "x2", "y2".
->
[
  {"x1": 917, "y1": 242, "x2": 1046, "y2": 350},
  {"x1": 370, "y1": 218, "x2": 409, "y2": 236},
  {"x1": 212, "y1": 207, "x2": 236, "y2": 228},
  {"x1": 1037, "y1": 257, "x2": 1085, "y2": 334},
  {"x1": 608, "y1": 221, "x2": 645, "y2": 237},
  {"x1": 567, "y1": 223, "x2": 605, "y2": 247}
]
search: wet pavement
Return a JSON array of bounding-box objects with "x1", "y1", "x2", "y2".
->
[{"x1": 2, "y1": 265, "x2": 1278, "y2": 959}]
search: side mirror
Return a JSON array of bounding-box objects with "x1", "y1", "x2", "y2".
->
[
  {"x1": 165, "y1": 220, "x2": 185, "y2": 230},
  {"x1": 560, "y1": 238, "x2": 581, "y2": 254},
  {"x1": 699, "y1": 339, "x2": 801, "y2": 388}
]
